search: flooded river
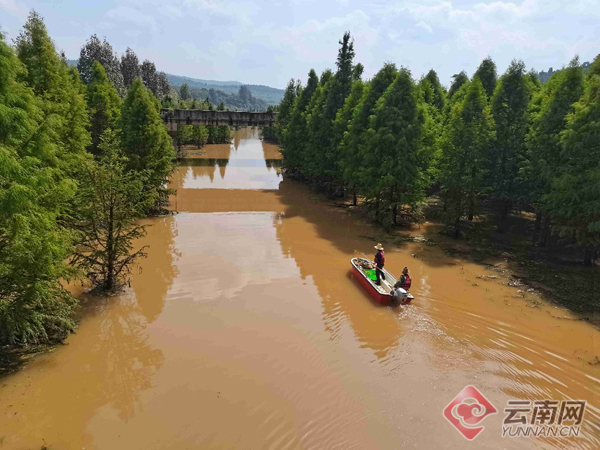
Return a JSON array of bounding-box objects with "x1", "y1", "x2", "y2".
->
[{"x1": 0, "y1": 128, "x2": 598, "y2": 449}]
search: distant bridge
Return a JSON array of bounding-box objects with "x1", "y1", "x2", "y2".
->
[{"x1": 161, "y1": 109, "x2": 277, "y2": 136}]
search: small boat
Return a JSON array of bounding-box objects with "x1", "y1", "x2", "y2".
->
[{"x1": 350, "y1": 257, "x2": 414, "y2": 305}]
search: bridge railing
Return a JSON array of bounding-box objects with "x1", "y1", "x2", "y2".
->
[{"x1": 160, "y1": 109, "x2": 277, "y2": 133}]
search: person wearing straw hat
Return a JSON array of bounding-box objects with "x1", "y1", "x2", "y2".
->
[{"x1": 373, "y1": 244, "x2": 386, "y2": 286}]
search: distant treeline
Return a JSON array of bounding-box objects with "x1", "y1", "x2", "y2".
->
[
  {"x1": 177, "y1": 83, "x2": 268, "y2": 111},
  {"x1": 536, "y1": 61, "x2": 592, "y2": 84},
  {"x1": 167, "y1": 73, "x2": 284, "y2": 109},
  {"x1": 274, "y1": 32, "x2": 600, "y2": 266}
]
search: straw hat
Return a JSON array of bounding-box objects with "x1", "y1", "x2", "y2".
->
[{"x1": 374, "y1": 243, "x2": 384, "y2": 251}]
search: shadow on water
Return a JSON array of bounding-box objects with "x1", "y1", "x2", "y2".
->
[
  {"x1": 273, "y1": 178, "x2": 404, "y2": 362},
  {"x1": 132, "y1": 216, "x2": 180, "y2": 323}
]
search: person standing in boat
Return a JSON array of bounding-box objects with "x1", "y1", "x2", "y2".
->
[{"x1": 373, "y1": 244, "x2": 385, "y2": 286}]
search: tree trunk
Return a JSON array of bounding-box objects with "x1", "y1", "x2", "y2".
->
[
  {"x1": 454, "y1": 216, "x2": 461, "y2": 238},
  {"x1": 584, "y1": 247, "x2": 593, "y2": 266},
  {"x1": 105, "y1": 203, "x2": 115, "y2": 291},
  {"x1": 352, "y1": 186, "x2": 357, "y2": 206},
  {"x1": 391, "y1": 185, "x2": 397, "y2": 227},
  {"x1": 497, "y1": 199, "x2": 509, "y2": 233},
  {"x1": 468, "y1": 193, "x2": 475, "y2": 222},
  {"x1": 533, "y1": 212, "x2": 542, "y2": 245},
  {"x1": 539, "y1": 215, "x2": 551, "y2": 247}
]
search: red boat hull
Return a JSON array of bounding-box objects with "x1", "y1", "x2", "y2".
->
[
  {"x1": 351, "y1": 264, "x2": 393, "y2": 305},
  {"x1": 350, "y1": 258, "x2": 413, "y2": 305}
]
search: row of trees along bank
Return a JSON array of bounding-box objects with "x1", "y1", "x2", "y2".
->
[
  {"x1": 0, "y1": 11, "x2": 213, "y2": 349},
  {"x1": 274, "y1": 32, "x2": 600, "y2": 266}
]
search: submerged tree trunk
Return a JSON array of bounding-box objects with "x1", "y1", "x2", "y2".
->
[
  {"x1": 539, "y1": 215, "x2": 551, "y2": 247},
  {"x1": 497, "y1": 199, "x2": 510, "y2": 233},
  {"x1": 468, "y1": 192, "x2": 475, "y2": 222},
  {"x1": 533, "y1": 212, "x2": 542, "y2": 245},
  {"x1": 105, "y1": 203, "x2": 115, "y2": 291},
  {"x1": 584, "y1": 247, "x2": 593, "y2": 266},
  {"x1": 391, "y1": 185, "x2": 397, "y2": 227}
]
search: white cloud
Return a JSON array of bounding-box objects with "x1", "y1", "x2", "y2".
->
[
  {"x1": 415, "y1": 21, "x2": 433, "y2": 33},
  {"x1": 105, "y1": 6, "x2": 159, "y2": 31},
  {"x1": 0, "y1": 0, "x2": 26, "y2": 19}
]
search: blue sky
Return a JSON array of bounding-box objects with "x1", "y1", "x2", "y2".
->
[{"x1": 1, "y1": 0, "x2": 598, "y2": 88}]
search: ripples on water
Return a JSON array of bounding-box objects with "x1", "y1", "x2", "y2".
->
[{"x1": 0, "y1": 128, "x2": 598, "y2": 450}]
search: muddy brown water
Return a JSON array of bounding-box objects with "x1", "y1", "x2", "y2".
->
[{"x1": 0, "y1": 128, "x2": 598, "y2": 449}]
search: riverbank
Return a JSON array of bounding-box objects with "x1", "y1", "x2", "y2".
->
[{"x1": 329, "y1": 190, "x2": 599, "y2": 327}]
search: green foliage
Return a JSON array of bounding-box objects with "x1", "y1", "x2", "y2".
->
[
  {"x1": 341, "y1": 63, "x2": 398, "y2": 192},
  {"x1": 120, "y1": 78, "x2": 175, "y2": 212},
  {"x1": 474, "y1": 57, "x2": 497, "y2": 98},
  {"x1": 275, "y1": 79, "x2": 299, "y2": 141},
  {"x1": 0, "y1": 34, "x2": 77, "y2": 345},
  {"x1": 364, "y1": 69, "x2": 426, "y2": 226},
  {"x1": 78, "y1": 34, "x2": 125, "y2": 96},
  {"x1": 15, "y1": 11, "x2": 90, "y2": 176},
  {"x1": 86, "y1": 61, "x2": 121, "y2": 156},
  {"x1": 207, "y1": 126, "x2": 231, "y2": 144},
  {"x1": 71, "y1": 130, "x2": 149, "y2": 291},
  {"x1": 281, "y1": 69, "x2": 318, "y2": 171},
  {"x1": 439, "y1": 78, "x2": 494, "y2": 235},
  {"x1": 448, "y1": 71, "x2": 469, "y2": 99},
  {"x1": 422, "y1": 69, "x2": 446, "y2": 110},
  {"x1": 179, "y1": 83, "x2": 191, "y2": 101},
  {"x1": 120, "y1": 47, "x2": 141, "y2": 89},
  {"x1": 522, "y1": 59, "x2": 584, "y2": 211},
  {"x1": 489, "y1": 60, "x2": 532, "y2": 231},
  {"x1": 544, "y1": 55, "x2": 600, "y2": 263}
]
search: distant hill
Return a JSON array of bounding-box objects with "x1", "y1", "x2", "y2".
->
[
  {"x1": 166, "y1": 73, "x2": 284, "y2": 106},
  {"x1": 536, "y1": 60, "x2": 591, "y2": 84}
]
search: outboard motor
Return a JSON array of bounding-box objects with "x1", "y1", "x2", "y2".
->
[{"x1": 392, "y1": 287, "x2": 409, "y2": 304}]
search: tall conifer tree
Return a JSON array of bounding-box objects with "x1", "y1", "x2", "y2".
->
[
  {"x1": 120, "y1": 78, "x2": 175, "y2": 212},
  {"x1": 544, "y1": 55, "x2": 600, "y2": 265},
  {"x1": 440, "y1": 77, "x2": 494, "y2": 236},
  {"x1": 490, "y1": 60, "x2": 532, "y2": 232},
  {"x1": 86, "y1": 61, "x2": 121, "y2": 156}
]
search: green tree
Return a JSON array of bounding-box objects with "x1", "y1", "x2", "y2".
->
[
  {"x1": 341, "y1": 63, "x2": 398, "y2": 197},
  {"x1": 120, "y1": 78, "x2": 175, "y2": 212},
  {"x1": 448, "y1": 71, "x2": 469, "y2": 99},
  {"x1": 78, "y1": 34, "x2": 125, "y2": 96},
  {"x1": 120, "y1": 47, "x2": 141, "y2": 89},
  {"x1": 423, "y1": 69, "x2": 446, "y2": 110},
  {"x1": 275, "y1": 79, "x2": 299, "y2": 141},
  {"x1": 179, "y1": 83, "x2": 191, "y2": 101},
  {"x1": 332, "y1": 78, "x2": 365, "y2": 196},
  {"x1": 474, "y1": 57, "x2": 497, "y2": 98},
  {"x1": 15, "y1": 11, "x2": 90, "y2": 175},
  {"x1": 86, "y1": 61, "x2": 121, "y2": 156},
  {"x1": 0, "y1": 34, "x2": 77, "y2": 345},
  {"x1": 522, "y1": 59, "x2": 584, "y2": 245},
  {"x1": 315, "y1": 32, "x2": 357, "y2": 182},
  {"x1": 281, "y1": 69, "x2": 319, "y2": 172},
  {"x1": 490, "y1": 60, "x2": 532, "y2": 232},
  {"x1": 365, "y1": 69, "x2": 426, "y2": 226},
  {"x1": 71, "y1": 130, "x2": 149, "y2": 291},
  {"x1": 192, "y1": 125, "x2": 209, "y2": 148},
  {"x1": 544, "y1": 55, "x2": 600, "y2": 265},
  {"x1": 439, "y1": 77, "x2": 494, "y2": 236}
]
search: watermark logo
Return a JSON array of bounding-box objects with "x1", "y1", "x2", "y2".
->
[
  {"x1": 502, "y1": 400, "x2": 586, "y2": 438},
  {"x1": 443, "y1": 385, "x2": 498, "y2": 440}
]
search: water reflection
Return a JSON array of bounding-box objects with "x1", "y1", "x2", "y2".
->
[
  {"x1": 132, "y1": 216, "x2": 179, "y2": 323},
  {"x1": 0, "y1": 291, "x2": 164, "y2": 449},
  {"x1": 172, "y1": 128, "x2": 282, "y2": 190},
  {"x1": 274, "y1": 179, "x2": 404, "y2": 362}
]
